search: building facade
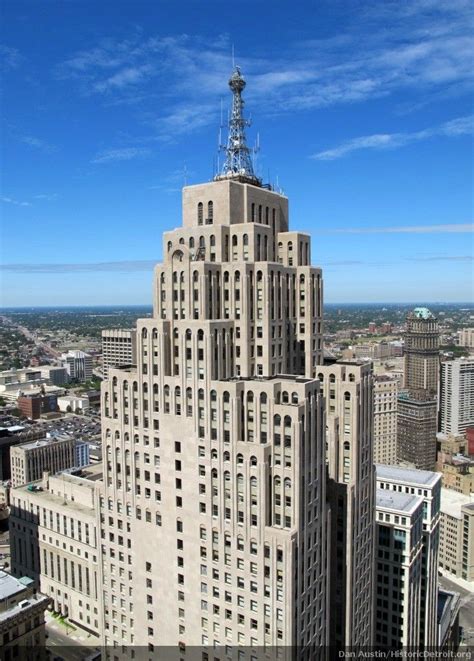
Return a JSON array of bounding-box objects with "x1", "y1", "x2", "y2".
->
[
  {"x1": 403, "y1": 307, "x2": 440, "y2": 397},
  {"x1": 376, "y1": 464, "x2": 441, "y2": 648},
  {"x1": 0, "y1": 571, "x2": 50, "y2": 656},
  {"x1": 439, "y1": 488, "x2": 474, "y2": 583},
  {"x1": 397, "y1": 391, "x2": 438, "y2": 470},
  {"x1": 317, "y1": 361, "x2": 375, "y2": 649},
  {"x1": 373, "y1": 374, "x2": 398, "y2": 465},
  {"x1": 102, "y1": 329, "x2": 137, "y2": 378},
  {"x1": 9, "y1": 467, "x2": 103, "y2": 637},
  {"x1": 440, "y1": 358, "x2": 474, "y2": 435},
  {"x1": 375, "y1": 488, "x2": 424, "y2": 647}
]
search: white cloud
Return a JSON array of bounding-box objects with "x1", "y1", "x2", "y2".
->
[
  {"x1": 91, "y1": 147, "x2": 151, "y2": 164},
  {"x1": 311, "y1": 114, "x2": 473, "y2": 160},
  {"x1": 54, "y1": 1, "x2": 473, "y2": 139},
  {"x1": 19, "y1": 135, "x2": 56, "y2": 152},
  {"x1": 1, "y1": 196, "x2": 32, "y2": 207}
]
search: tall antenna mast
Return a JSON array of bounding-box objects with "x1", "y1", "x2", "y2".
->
[{"x1": 214, "y1": 67, "x2": 262, "y2": 187}]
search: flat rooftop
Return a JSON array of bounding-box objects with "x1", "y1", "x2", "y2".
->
[
  {"x1": 441, "y1": 488, "x2": 474, "y2": 519},
  {"x1": 376, "y1": 488, "x2": 422, "y2": 515},
  {"x1": 376, "y1": 464, "x2": 441, "y2": 488},
  {"x1": 17, "y1": 435, "x2": 72, "y2": 451},
  {"x1": 0, "y1": 571, "x2": 27, "y2": 600}
]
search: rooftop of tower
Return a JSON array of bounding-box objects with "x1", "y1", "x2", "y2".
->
[
  {"x1": 410, "y1": 307, "x2": 435, "y2": 320},
  {"x1": 214, "y1": 67, "x2": 263, "y2": 188}
]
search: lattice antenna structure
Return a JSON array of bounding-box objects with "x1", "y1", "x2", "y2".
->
[{"x1": 214, "y1": 67, "x2": 262, "y2": 187}]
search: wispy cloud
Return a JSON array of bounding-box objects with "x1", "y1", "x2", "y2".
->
[
  {"x1": 405, "y1": 254, "x2": 473, "y2": 262},
  {"x1": 34, "y1": 193, "x2": 58, "y2": 201},
  {"x1": 91, "y1": 147, "x2": 151, "y2": 164},
  {"x1": 19, "y1": 135, "x2": 57, "y2": 153},
  {"x1": 0, "y1": 44, "x2": 21, "y2": 69},
  {"x1": 321, "y1": 223, "x2": 473, "y2": 234},
  {"x1": 148, "y1": 167, "x2": 195, "y2": 193},
  {"x1": 54, "y1": 1, "x2": 473, "y2": 139},
  {"x1": 1, "y1": 196, "x2": 32, "y2": 208},
  {"x1": 311, "y1": 114, "x2": 474, "y2": 160},
  {"x1": 0, "y1": 260, "x2": 158, "y2": 274}
]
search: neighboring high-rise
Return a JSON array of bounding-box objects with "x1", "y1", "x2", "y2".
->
[
  {"x1": 397, "y1": 307, "x2": 439, "y2": 470},
  {"x1": 404, "y1": 307, "x2": 439, "y2": 397},
  {"x1": 61, "y1": 350, "x2": 93, "y2": 382},
  {"x1": 10, "y1": 466, "x2": 103, "y2": 637},
  {"x1": 10, "y1": 435, "x2": 89, "y2": 487},
  {"x1": 439, "y1": 489, "x2": 474, "y2": 583},
  {"x1": 318, "y1": 361, "x2": 375, "y2": 649},
  {"x1": 376, "y1": 465, "x2": 441, "y2": 648},
  {"x1": 375, "y1": 488, "x2": 423, "y2": 647},
  {"x1": 440, "y1": 358, "x2": 474, "y2": 435},
  {"x1": 99, "y1": 67, "x2": 329, "y2": 652},
  {"x1": 373, "y1": 374, "x2": 398, "y2": 465},
  {"x1": 101, "y1": 329, "x2": 137, "y2": 378}
]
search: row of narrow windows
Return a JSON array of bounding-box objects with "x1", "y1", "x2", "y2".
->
[{"x1": 196, "y1": 202, "x2": 277, "y2": 226}]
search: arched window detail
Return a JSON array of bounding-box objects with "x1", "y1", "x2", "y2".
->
[
  {"x1": 207, "y1": 201, "x2": 213, "y2": 224},
  {"x1": 197, "y1": 202, "x2": 203, "y2": 225}
]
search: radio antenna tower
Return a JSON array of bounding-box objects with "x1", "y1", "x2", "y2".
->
[{"x1": 214, "y1": 66, "x2": 262, "y2": 187}]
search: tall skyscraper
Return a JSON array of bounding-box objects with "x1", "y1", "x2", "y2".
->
[
  {"x1": 8, "y1": 66, "x2": 384, "y2": 654},
  {"x1": 100, "y1": 67, "x2": 329, "y2": 652},
  {"x1": 440, "y1": 358, "x2": 474, "y2": 435},
  {"x1": 404, "y1": 307, "x2": 440, "y2": 397},
  {"x1": 398, "y1": 307, "x2": 439, "y2": 470}
]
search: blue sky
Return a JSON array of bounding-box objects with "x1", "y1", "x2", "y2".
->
[{"x1": 1, "y1": 0, "x2": 473, "y2": 306}]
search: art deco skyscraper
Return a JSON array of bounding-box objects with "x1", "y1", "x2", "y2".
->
[
  {"x1": 100, "y1": 67, "x2": 328, "y2": 653},
  {"x1": 404, "y1": 307, "x2": 440, "y2": 397},
  {"x1": 398, "y1": 307, "x2": 439, "y2": 470}
]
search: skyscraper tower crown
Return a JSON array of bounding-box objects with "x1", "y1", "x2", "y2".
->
[{"x1": 215, "y1": 67, "x2": 262, "y2": 187}]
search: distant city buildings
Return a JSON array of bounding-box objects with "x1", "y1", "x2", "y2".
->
[
  {"x1": 440, "y1": 358, "x2": 474, "y2": 435},
  {"x1": 10, "y1": 435, "x2": 89, "y2": 488},
  {"x1": 436, "y1": 432, "x2": 474, "y2": 495},
  {"x1": 373, "y1": 374, "x2": 398, "y2": 465},
  {"x1": 101, "y1": 329, "x2": 137, "y2": 378},
  {"x1": 61, "y1": 350, "x2": 93, "y2": 382},
  {"x1": 439, "y1": 488, "x2": 474, "y2": 583},
  {"x1": 376, "y1": 465, "x2": 441, "y2": 648},
  {"x1": 458, "y1": 328, "x2": 474, "y2": 349},
  {"x1": 39, "y1": 365, "x2": 69, "y2": 386},
  {"x1": 57, "y1": 394, "x2": 90, "y2": 413},
  {"x1": 17, "y1": 393, "x2": 58, "y2": 420}
]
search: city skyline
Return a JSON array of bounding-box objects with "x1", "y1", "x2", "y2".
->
[{"x1": 1, "y1": 0, "x2": 473, "y2": 306}]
